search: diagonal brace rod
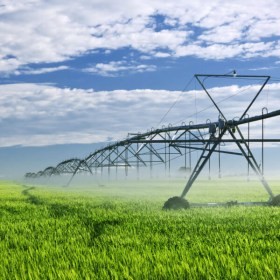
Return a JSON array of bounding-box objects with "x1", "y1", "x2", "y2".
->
[
  {"x1": 228, "y1": 126, "x2": 274, "y2": 198},
  {"x1": 181, "y1": 127, "x2": 227, "y2": 198}
]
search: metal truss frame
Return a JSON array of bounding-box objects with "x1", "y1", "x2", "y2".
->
[{"x1": 25, "y1": 73, "x2": 280, "y2": 203}]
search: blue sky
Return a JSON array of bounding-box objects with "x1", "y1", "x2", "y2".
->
[{"x1": 1, "y1": 0, "x2": 280, "y2": 178}]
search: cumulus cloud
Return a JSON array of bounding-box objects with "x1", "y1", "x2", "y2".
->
[
  {"x1": 0, "y1": 0, "x2": 280, "y2": 75},
  {"x1": 84, "y1": 61, "x2": 157, "y2": 76},
  {"x1": 0, "y1": 80, "x2": 279, "y2": 147},
  {"x1": 14, "y1": 65, "x2": 69, "y2": 75},
  {"x1": 0, "y1": 57, "x2": 22, "y2": 73}
]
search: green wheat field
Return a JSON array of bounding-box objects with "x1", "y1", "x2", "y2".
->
[{"x1": 0, "y1": 178, "x2": 280, "y2": 279}]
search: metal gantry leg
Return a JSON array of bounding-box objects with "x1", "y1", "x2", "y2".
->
[
  {"x1": 116, "y1": 146, "x2": 119, "y2": 180},
  {"x1": 184, "y1": 131, "x2": 187, "y2": 171},
  {"x1": 229, "y1": 126, "x2": 274, "y2": 199},
  {"x1": 218, "y1": 142, "x2": 221, "y2": 178},
  {"x1": 181, "y1": 127, "x2": 227, "y2": 197},
  {"x1": 137, "y1": 143, "x2": 140, "y2": 180},
  {"x1": 168, "y1": 141, "x2": 171, "y2": 177},
  {"x1": 150, "y1": 144, "x2": 153, "y2": 178},
  {"x1": 262, "y1": 107, "x2": 268, "y2": 175},
  {"x1": 189, "y1": 136, "x2": 192, "y2": 172},
  {"x1": 208, "y1": 142, "x2": 211, "y2": 180},
  {"x1": 247, "y1": 115, "x2": 250, "y2": 181},
  {"x1": 165, "y1": 133, "x2": 167, "y2": 176},
  {"x1": 125, "y1": 146, "x2": 128, "y2": 177}
]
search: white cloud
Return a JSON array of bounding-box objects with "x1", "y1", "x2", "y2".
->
[
  {"x1": 154, "y1": 52, "x2": 171, "y2": 58},
  {"x1": 248, "y1": 66, "x2": 277, "y2": 71},
  {"x1": 84, "y1": 61, "x2": 157, "y2": 76},
  {"x1": 246, "y1": 18, "x2": 280, "y2": 41},
  {"x1": 198, "y1": 24, "x2": 244, "y2": 44},
  {"x1": 175, "y1": 44, "x2": 242, "y2": 60},
  {"x1": 14, "y1": 65, "x2": 69, "y2": 75},
  {"x1": 0, "y1": 0, "x2": 280, "y2": 75},
  {"x1": 0, "y1": 81, "x2": 280, "y2": 147},
  {"x1": 0, "y1": 57, "x2": 22, "y2": 73}
]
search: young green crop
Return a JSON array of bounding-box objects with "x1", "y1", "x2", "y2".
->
[{"x1": 0, "y1": 179, "x2": 279, "y2": 279}]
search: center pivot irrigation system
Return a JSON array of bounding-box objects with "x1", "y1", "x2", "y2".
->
[{"x1": 26, "y1": 73, "x2": 280, "y2": 208}]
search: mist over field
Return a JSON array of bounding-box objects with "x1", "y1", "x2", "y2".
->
[
  {"x1": 1, "y1": 179, "x2": 280, "y2": 279},
  {"x1": 1, "y1": 1, "x2": 280, "y2": 279}
]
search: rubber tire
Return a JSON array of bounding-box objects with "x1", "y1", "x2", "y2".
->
[
  {"x1": 163, "y1": 196, "x2": 190, "y2": 210},
  {"x1": 270, "y1": 194, "x2": 280, "y2": 206}
]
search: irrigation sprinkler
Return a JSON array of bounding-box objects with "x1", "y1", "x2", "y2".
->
[
  {"x1": 25, "y1": 73, "x2": 280, "y2": 208},
  {"x1": 168, "y1": 73, "x2": 279, "y2": 209}
]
